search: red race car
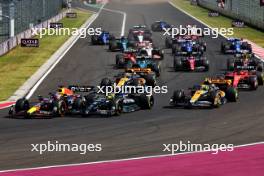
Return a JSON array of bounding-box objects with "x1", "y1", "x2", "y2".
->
[{"x1": 225, "y1": 70, "x2": 264, "y2": 90}]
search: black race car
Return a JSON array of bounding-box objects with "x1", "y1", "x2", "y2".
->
[{"x1": 82, "y1": 92, "x2": 154, "y2": 117}]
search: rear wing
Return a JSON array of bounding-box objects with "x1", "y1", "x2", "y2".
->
[{"x1": 68, "y1": 86, "x2": 95, "y2": 92}]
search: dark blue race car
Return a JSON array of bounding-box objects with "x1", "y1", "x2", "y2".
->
[
  {"x1": 151, "y1": 21, "x2": 172, "y2": 32},
  {"x1": 221, "y1": 38, "x2": 252, "y2": 54},
  {"x1": 172, "y1": 40, "x2": 205, "y2": 56},
  {"x1": 91, "y1": 31, "x2": 113, "y2": 45}
]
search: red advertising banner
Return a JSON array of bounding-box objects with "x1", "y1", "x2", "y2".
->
[{"x1": 261, "y1": 0, "x2": 264, "y2": 6}]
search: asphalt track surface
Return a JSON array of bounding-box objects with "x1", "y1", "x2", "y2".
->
[{"x1": 0, "y1": 0, "x2": 263, "y2": 170}]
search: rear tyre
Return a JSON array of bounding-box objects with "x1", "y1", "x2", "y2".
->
[
  {"x1": 256, "y1": 72, "x2": 264, "y2": 85},
  {"x1": 100, "y1": 78, "x2": 112, "y2": 87},
  {"x1": 116, "y1": 54, "x2": 125, "y2": 68},
  {"x1": 225, "y1": 87, "x2": 238, "y2": 102},
  {"x1": 138, "y1": 94, "x2": 154, "y2": 109},
  {"x1": 249, "y1": 76, "x2": 258, "y2": 90},
  {"x1": 174, "y1": 57, "x2": 182, "y2": 71}
]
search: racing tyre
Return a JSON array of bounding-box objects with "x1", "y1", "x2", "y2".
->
[
  {"x1": 256, "y1": 72, "x2": 264, "y2": 85},
  {"x1": 100, "y1": 78, "x2": 112, "y2": 87},
  {"x1": 165, "y1": 37, "x2": 172, "y2": 48},
  {"x1": 116, "y1": 54, "x2": 125, "y2": 68},
  {"x1": 225, "y1": 87, "x2": 238, "y2": 102},
  {"x1": 15, "y1": 98, "x2": 30, "y2": 113},
  {"x1": 227, "y1": 59, "x2": 235, "y2": 71},
  {"x1": 144, "y1": 74, "x2": 156, "y2": 87},
  {"x1": 138, "y1": 94, "x2": 154, "y2": 109},
  {"x1": 174, "y1": 57, "x2": 182, "y2": 71},
  {"x1": 109, "y1": 40, "x2": 118, "y2": 51},
  {"x1": 201, "y1": 58, "x2": 209, "y2": 71},
  {"x1": 257, "y1": 62, "x2": 264, "y2": 72},
  {"x1": 53, "y1": 100, "x2": 67, "y2": 117},
  {"x1": 249, "y1": 76, "x2": 258, "y2": 90},
  {"x1": 172, "y1": 44, "x2": 177, "y2": 54},
  {"x1": 150, "y1": 64, "x2": 161, "y2": 77},
  {"x1": 91, "y1": 35, "x2": 99, "y2": 45},
  {"x1": 172, "y1": 90, "x2": 185, "y2": 105},
  {"x1": 73, "y1": 98, "x2": 85, "y2": 112}
]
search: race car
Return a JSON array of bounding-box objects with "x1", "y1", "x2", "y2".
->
[
  {"x1": 172, "y1": 40, "x2": 205, "y2": 56},
  {"x1": 170, "y1": 84, "x2": 228, "y2": 108},
  {"x1": 221, "y1": 38, "x2": 252, "y2": 54},
  {"x1": 8, "y1": 87, "x2": 87, "y2": 118},
  {"x1": 82, "y1": 92, "x2": 154, "y2": 117},
  {"x1": 125, "y1": 55, "x2": 161, "y2": 77},
  {"x1": 225, "y1": 70, "x2": 264, "y2": 90},
  {"x1": 227, "y1": 53, "x2": 264, "y2": 71},
  {"x1": 165, "y1": 35, "x2": 206, "y2": 49},
  {"x1": 128, "y1": 25, "x2": 152, "y2": 42},
  {"x1": 203, "y1": 76, "x2": 238, "y2": 102},
  {"x1": 138, "y1": 43, "x2": 164, "y2": 60},
  {"x1": 151, "y1": 21, "x2": 172, "y2": 32},
  {"x1": 115, "y1": 68, "x2": 157, "y2": 87},
  {"x1": 109, "y1": 36, "x2": 135, "y2": 52},
  {"x1": 115, "y1": 49, "x2": 138, "y2": 68},
  {"x1": 91, "y1": 31, "x2": 113, "y2": 45},
  {"x1": 173, "y1": 55, "x2": 209, "y2": 72}
]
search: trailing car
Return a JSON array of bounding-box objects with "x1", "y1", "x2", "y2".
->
[
  {"x1": 227, "y1": 53, "x2": 263, "y2": 71},
  {"x1": 170, "y1": 84, "x2": 228, "y2": 108},
  {"x1": 8, "y1": 87, "x2": 88, "y2": 118},
  {"x1": 91, "y1": 31, "x2": 113, "y2": 45},
  {"x1": 151, "y1": 21, "x2": 172, "y2": 32},
  {"x1": 82, "y1": 92, "x2": 154, "y2": 117},
  {"x1": 173, "y1": 55, "x2": 209, "y2": 72},
  {"x1": 221, "y1": 38, "x2": 252, "y2": 54}
]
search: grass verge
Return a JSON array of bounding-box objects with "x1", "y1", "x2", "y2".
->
[
  {"x1": 0, "y1": 9, "x2": 92, "y2": 101},
  {"x1": 171, "y1": 0, "x2": 264, "y2": 47}
]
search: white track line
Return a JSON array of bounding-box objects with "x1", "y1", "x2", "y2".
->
[
  {"x1": 0, "y1": 141, "x2": 263, "y2": 173},
  {"x1": 83, "y1": 1, "x2": 126, "y2": 37},
  {"x1": 25, "y1": 3, "x2": 107, "y2": 99},
  {"x1": 168, "y1": 1, "x2": 263, "y2": 61}
]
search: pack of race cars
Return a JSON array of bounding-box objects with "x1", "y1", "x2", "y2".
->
[{"x1": 8, "y1": 21, "x2": 264, "y2": 118}]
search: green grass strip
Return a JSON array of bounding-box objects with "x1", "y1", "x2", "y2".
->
[{"x1": 0, "y1": 9, "x2": 92, "y2": 101}]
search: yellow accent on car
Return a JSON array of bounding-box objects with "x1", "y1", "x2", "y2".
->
[
  {"x1": 117, "y1": 78, "x2": 129, "y2": 87},
  {"x1": 27, "y1": 106, "x2": 39, "y2": 114},
  {"x1": 190, "y1": 90, "x2": 205, "y2": 103}
]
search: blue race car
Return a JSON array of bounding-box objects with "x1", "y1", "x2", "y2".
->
[
  {"x1": 151, "y1": 21, "x2": 172, "y2": 32},
  {"x1": 221, "y1": 38, "x2": 252, "y2": 54},
  {"x1": 172, "y1": 40, "x2": 205, "y2": 56},
  {"x1": 91, "y1": 31, "x2": 113, "y2": 45}
]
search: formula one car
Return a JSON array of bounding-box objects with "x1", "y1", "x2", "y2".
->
[
  {"x1": 8, "y1": 87, "x2": 88, "y2": 118},
  {"x1": 91, "y1": 31, "x2": 113, "y2": 45},
  {"x1": 221, "y1": 38, "x2": 252, "y2": 54},
  {"x1": 173, "y1": 55, "x2": 209, "y2": 72},
  {"x1": 165, "y1": 35, "x2": 206, "y2": 50},
  {"x1": 82, "y1": 92, "x2": 154, "y2": 117},
  {"x1": 109, "y1": 36, "x2": 135, "y2": 52},
  {"x1": 203, "y1": 77, "x2": 238, "y2": 102},
  {"x1": 115, "y1": 68, "x2": 157, "y2": 87},
  {"x1": 172, "y1": 40, "x2": 205, "y2": 56},
  {"x1": 227, "y1": 53, "x2": 264, "y2": 71},
  {"x1": 151, "y1": 21, "x2": 172, "y2": 32},
  {"x1": 225, "y1": 70, "x2": 264, "y2": 90},
  {"x1": 128, "y1": 25, "x2": 152, "y2": 42},
  {"x1": 170, "y1": 84, "x2": 228, "y2": 108},
  {"x1": 124, "y1": 55, "x2": 161, "y2": 77}
]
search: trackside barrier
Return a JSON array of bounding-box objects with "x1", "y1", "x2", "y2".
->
[
  {"x1": 0, "y1": 10, "x2": 69, "y2": 56},
  {"x1": 197, "y1": 0, "x2": 264, "y2": 30}
]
